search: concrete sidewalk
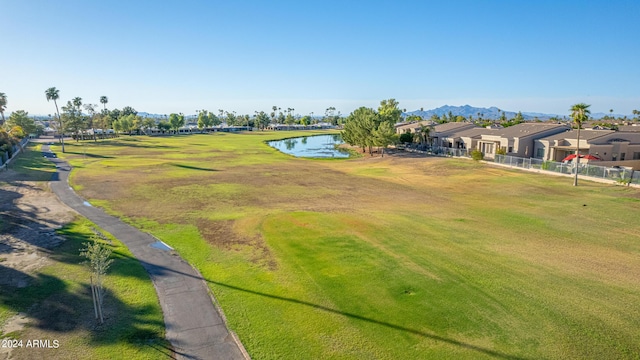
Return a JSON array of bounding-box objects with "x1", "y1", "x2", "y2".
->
[{"x1": 43, "y1": 145, "x2": 247, "y2": 360}]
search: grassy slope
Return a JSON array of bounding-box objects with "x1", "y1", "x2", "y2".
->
[
  {"x1": 0, "y1": 144, "x2": 168, "y2": 359},
  {"x1": 55, "y1": 133, "x2": 640, "y2": 359}
]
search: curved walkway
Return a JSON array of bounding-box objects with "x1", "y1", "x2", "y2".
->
[{"x1": 43, "y1": 145, "x2": 246, "y2": 360}]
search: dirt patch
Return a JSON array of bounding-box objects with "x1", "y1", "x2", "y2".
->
[
  {"x1": 196, "y1": 219, "x2": 276, "y2": 270},
  {"x1": 0, "y1": 181, "x2": 76, "y2": 285}
]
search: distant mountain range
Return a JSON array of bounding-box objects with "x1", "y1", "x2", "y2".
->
[
  {"x1": 404, "y1": 105, "x2": 563, "y2": 121},
  {"x1": 404, "y1": 105, "x2": 631, "y2": 121}
]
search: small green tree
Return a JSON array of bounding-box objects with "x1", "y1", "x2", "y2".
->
[
  {"x1": 157, "y1": 121, "x2": 171, "y2": 133},
  {"x1": 80, "y1": 237, "x2": 114, "y2": 324},
  {"x1": 6, "y1": 110, "x2": 36, "y2": 135},
  {"x1": 142, "y1": 118, "x2": 156, "y2": 134},
  {"x1": 372, "y1": 121, "x2": 398, "y2": 157},
  {"x1": 208, "y1": 112, "x2": 220, "y2": 126},
  {"x1": 61, "y1": 100, "x2": 86, "y2": 141},
  {"x1": 197, "y1": 110, "x2": 214, "y2": 132},
  {"x1": 118, "y1": 114, "x2": 135, "y2": 135},
  {"x1": 169, "y1": 113, "x2": 185, "y2": 133},
  {"x1": 256, "y1": 111, "x2": 270, "y2": 130},
  {"x1": 471, "y1": 149, "x2": 484, "y2": 161},
  {"x1": 378, "y1": 98, "x2": 402, "y2": 124}
]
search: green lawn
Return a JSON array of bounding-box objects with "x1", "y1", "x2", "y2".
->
[{"x1": 54, "y1": 133, "x2": 640, "y2": 359}]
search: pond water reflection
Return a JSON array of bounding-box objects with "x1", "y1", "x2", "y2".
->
[{"x1": 268, "y1": 134, "x2": 349, "y2": 158}]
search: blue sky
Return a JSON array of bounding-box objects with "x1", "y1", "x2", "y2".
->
[{"x1": 2, "y1": 0, "x2": 639, "y2": 117}]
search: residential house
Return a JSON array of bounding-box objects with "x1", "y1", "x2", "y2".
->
[
  {"x1": 535, "y1": 130, "x2": 640, "y2": 163},
  {"x1": 534, "y1": 130, "x2": 613, "y2": 161},
  {"x1": 395, "y1": 120, "x2": 434, "y2": 134},
  {"x1": 438, "y1": 127, "x2": 489, "y2": 150},
  {"x1": 475, "y1": 123, "x2": 570, "y2": 159},
  {"x1": 430, "y1": 122, "x2": 478, "y2": 147}
]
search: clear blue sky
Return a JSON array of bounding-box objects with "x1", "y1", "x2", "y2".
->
[{"x1": 2, "y1": 0, "x2": 639, "y2": 117}]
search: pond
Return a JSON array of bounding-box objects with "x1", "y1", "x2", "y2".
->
[{"x1": 267, "y1": 134, "x2": 349, "y2": 158}]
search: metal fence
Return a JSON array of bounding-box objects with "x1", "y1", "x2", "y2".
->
[
  {"x1": 494, "y1": 154, "x2": 639, "y2": 185},
  {"x1": 405, "y1": 145, "x2": 471, "y2": 158},
  {"x1": 400, "y1": 145, "x2": 639, "y2": 185}
]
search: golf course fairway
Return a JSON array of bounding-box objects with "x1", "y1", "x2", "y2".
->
[{"x1": 56, "y1": 132, "x2": 640, "y2": 359}]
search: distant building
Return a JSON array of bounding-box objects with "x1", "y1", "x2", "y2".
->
[{"x1": 395, "y1": 120, "x2": 434, "y2": 134}]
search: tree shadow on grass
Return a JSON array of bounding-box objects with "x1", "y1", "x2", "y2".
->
[
  {"x1": 86, "y1": 139, "x2": 177, "y2": 150},
  {"x1": 0, "y1": 147, "x2": 57, "y2": 182},
  {"x1": 205, "y1": 280, "x2": 533, "y2": 360},
  {"x1": 169, "y1": 163, "x2": 219, "y2": 172},
  {"x1": 0, "y1": 186, "x2": 68, "y2": 249},
  {"x1": 61, "y1": 151, "x2": 115, "y2": 159},
  {"x1": 0, "y1": 264, "x2": 173, "y2": 358},
  {"x1": 120, "y1": 258, "x2": 532, "y2": 360}
]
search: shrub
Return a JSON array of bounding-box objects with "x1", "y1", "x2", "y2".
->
[
  {"x1": 399, "y1": 132, "x2": 413, "y2": 144},
  {"x1": 471, "y1": 149, "x2": 484, "y2": 161}
]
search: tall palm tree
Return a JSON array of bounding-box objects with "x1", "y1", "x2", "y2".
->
[
  {"x1": 100, "y1": 96, "x2": 108, "y2": 112},
  {"x1": 0, "y1": 92, "x2": 7, "y2": 125},
  {"x1": 72, "y1": 97, "x2": 83, "y2": 111},
  {"x1": 570, "y1": 103, "x2": 591, "y2": 186},
  {"x1": 45, "y1": 87, "x2": 65, "y2": 152}
]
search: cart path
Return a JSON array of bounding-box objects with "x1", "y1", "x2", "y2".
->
[{"x1": 43, "y1": 145, "x2": 247, "y2": 360}]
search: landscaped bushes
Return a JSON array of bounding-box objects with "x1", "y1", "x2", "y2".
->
[
  {"x1": 399, "y1": 132, "x2": 413, "y2": 144},
  {"x1": 471, "y1": 149, "x2": 484, "y2": 161}
]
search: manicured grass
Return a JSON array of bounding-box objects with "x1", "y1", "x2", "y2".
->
[
  {"x1": 54, "y1": 133, "x2": 640, "y2": 359},
  {"x1": 0, "y1": 143, "x2": 57, "y2": 182}
]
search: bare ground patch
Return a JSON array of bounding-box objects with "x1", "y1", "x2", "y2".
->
[
  {"x1": 196, "y1": 219, "x2": 276, "y2": 270},
  {"x1": 0, "y1": 181, "x2": 76, "y2": 285}
]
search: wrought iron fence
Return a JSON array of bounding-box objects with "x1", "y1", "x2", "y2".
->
[{"x1": 494, "y1": 154, "x2": 638, "y2": 184}]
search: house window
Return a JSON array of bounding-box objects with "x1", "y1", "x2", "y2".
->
[
  {"x1": 536, "y1": 148, "x2": 544, "y2": 158},
  {"x1": 621, "y1": 153, "x2": 625, "y2": 161},
  {"x1": 508, "y1": 147, "x2": 513, "y2": 153},
  {"x1": 633, "y1": 152, "x2": 640, "y2": 160}
]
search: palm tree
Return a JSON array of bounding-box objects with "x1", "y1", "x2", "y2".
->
[
  {"x1": 73, "y1": 97, "x2": 83, "y2": 111},
  {"x1": 418, "y1": 124, "x2": 431, "y2": 147},
  {"x1": 46, "y1": 87, "x2": 65, "y2": 152},
  {"x1": 0, "y1": 92, "x2": 7, "y2": 125},
  {"x1": 570, "y1": 103, "x2": 591, "y2": 186},
  {"x1": 100, "y1": 96, "x2": 108, "y2": 112}
]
